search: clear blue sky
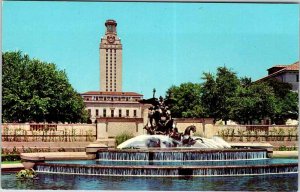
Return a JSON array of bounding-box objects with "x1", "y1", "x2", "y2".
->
[{"x1": 3, "y1": 2, "x2": 299, "y2": 98}]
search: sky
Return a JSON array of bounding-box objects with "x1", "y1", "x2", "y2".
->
[{"x1": 3, "y1": 2, "x2": 299, "y2": 98}]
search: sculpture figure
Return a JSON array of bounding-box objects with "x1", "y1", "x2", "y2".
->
[
  {"x1": 139, "y1": 89, "x2": 197, "y2": 147},
  {"x1": 139, "y1": 89, "x2": 174, "y2": 135}
]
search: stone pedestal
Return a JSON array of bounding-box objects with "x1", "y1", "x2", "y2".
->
[{"x1": 85, "y1": 143, "x2": 108, "y2": 154}]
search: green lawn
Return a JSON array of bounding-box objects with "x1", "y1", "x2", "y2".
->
[{"x1": 1, "y1": 161, "x2": 21, "y2": 164}]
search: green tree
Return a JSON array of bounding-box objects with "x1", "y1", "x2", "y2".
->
[
  {"x1": 265, "y1": 78, "x2": 298, "y2": 124},
  {"x1": 265, "y1": 78, "x2": 293, "y2": 98},
  {"x1": 2, "y1": 51, "x2": 88, "y2": 123},
  {"x1": 273, "y1": 91, "x2": 298, "y2": 124},
  {"x1": 166, "y1": 82, "x2": 204, "y2": 118},
  {"x1": 201, "y1": 67, "x2": 239, "y2": 124},
  {"x1": 200, "y1": 72, "x2": 218, "y2": 119},
  {"x1": 240, "y1": 77, "x2": 252, "y2": 87},
  {"x1": 215, "y1": 67, "x2": 240, "y2": 124},
  {"x1": 229, "y1": 82, "x2": 276, "y2": 124}
]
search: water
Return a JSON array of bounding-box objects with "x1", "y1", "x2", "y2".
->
[
  {"x1": 47, "y1": 158, "x2": 298, "y2": 166},
  {"x1": 2, "y1": 172, "x2": 298, "y2": 191},
  {"x1": 97, "y1": 150, "x2": 268, "y2": 161}
]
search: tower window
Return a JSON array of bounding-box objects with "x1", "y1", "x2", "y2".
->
[
  {"x1": 111, "y1": 110, "x2": 114, "y2": 117},
  {"x1": 126, "y1": 110, "x2": 129, "y2": 117},
  {"x1": 96, "y1": 109, "x2": 99, "y2": 117},
  {"x1": 134, "y1": 110, "x2": 137, "y2": 117},
  {"x1": 103, "y1": 109, "x2": 106, "y2": 117},
  {"x1": 119, "y1": 109, "x2": 122, "y2": 117}
]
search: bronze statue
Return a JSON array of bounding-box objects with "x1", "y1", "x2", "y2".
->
[
  {"x1": 139, "y1": 89, "x2": 174, "y2": 135},
  {"x1": 182, "y1": 125, "x2": 197, "y2": 146},
  {"x1": 139, "y1": 89, "x2": 197, "y2": 147}
]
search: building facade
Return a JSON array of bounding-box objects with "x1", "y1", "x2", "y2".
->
[
  {"x1": 82, "y1": 19, "x2": 145, "y2": 123},
  {"x1": 81, "y1": 91, "x2": 145, "y2": 123},
  {"x1": 257, "y1": 61, "x2": 299, "y2": 91},
  {"x1": 100, "y1": 19, "x2": 122, "y2": 92}
]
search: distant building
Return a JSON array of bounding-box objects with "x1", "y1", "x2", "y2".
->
[
  {"x1": 82, "y1": 20, "x2": 144, "y2": 123},
  {"x1": 257, "y1": 61, "x2": 299, "y2": 91},
  {"x1": 81, "y1": 91, "x2": 144, "y2": 122}
]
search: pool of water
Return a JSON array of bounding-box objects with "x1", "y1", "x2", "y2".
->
[
  {"x1": 1, "y1": 172, "x2": 298, "y2": 191},
  {"x1": 46, "y1": 158, "x2": 298, "y2": 166}
]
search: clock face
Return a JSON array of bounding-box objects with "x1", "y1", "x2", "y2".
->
[{"x1": 107, "y1": 35, "x2": 115, "y2": 44}]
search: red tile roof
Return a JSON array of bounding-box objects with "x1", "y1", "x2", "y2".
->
[
  {"x1": 285, "y1": 62, "x2": 299, "y2": 70},
  {"x1": 81, "y1": 91, "x2": 143, "y2": 96},
  {"x1": 257, "y1": 61, "x2": 299, "y2": 82}
]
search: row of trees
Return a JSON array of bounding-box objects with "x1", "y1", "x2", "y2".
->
[
  {"x1": 2, "y1": 51, "x2": 297, "y2": 125},
  {"x1": 166, "y1": 67, "x2": 298, "y2": 125},
  {"x1": 2, "y1": 51, "x2": 88, "y2": 123}
]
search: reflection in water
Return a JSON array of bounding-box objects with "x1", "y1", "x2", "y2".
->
[{"x1": 2, "y1": 173, "x2": 298, "y2": 191}]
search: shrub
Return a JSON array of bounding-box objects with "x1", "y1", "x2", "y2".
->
[
  {"x1": 115, "y1": 132, "x2": 134, "y2": 146},
  {"x1": 2, "y1": 154, "x2": 21, "y2": 161},
  {"x1": 278, "y1": 145, "x2": 287, "y2": 151}
]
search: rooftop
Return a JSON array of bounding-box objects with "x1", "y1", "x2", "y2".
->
[
  {"x1": 81, "y1": 91, "x2": 143, "y2": 97},
  {"x1": 257, "y1": 61, "x2": 299, "y2": 82}
]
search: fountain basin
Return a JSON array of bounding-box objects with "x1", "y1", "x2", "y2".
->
[
  {"x1": 34, "y1": 162, "x2": 298, "y2": 177},
  {"x1": 97, "y1": 148, "x2": 269, "y2": 161}
]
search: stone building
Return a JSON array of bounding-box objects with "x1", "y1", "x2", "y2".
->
[
  {"x1": 100, "y1": 19, "x2": 122, "y2": 92},
  {"x1": 81, "y1": 91, "x2": 145, "y2": 123},
  {"x1": 81, "y1": 19, "x2": 145, "y2": 123},
  {"x1": 257, "y1": 61, "x2": 299, "y2": 91}
]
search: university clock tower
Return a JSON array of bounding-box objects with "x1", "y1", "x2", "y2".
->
[{"x1": 100, "y1": 19, "x2": 122, "y2": 92}]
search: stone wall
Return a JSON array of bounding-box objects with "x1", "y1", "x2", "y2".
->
[
  {"x1": 95, "y1": 117, "x2": 216, "y2": 139},
  {"x1": 96, "y1": 118, "x2": 145, "y2": 139},
  {"x1": 174, "y1": 118, "x2": 216, "y2": 138},
  {"x1": 3, "y1": 122, "x2": 297, "y2": 142},
  {"x1": 2, "y1": 123, "x2": 96, "y2": 142}
]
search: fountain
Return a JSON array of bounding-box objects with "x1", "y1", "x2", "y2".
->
[{"x1": 25, "y1": 92, "x2": 298, "y2": 178}]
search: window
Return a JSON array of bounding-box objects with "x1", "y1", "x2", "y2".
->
[
  {"x1": 88, "y1": 109, "x2": 91, "y2": 116},
  {"x1": 126, "y1": 110, "x2": 129, "y2": 117},
  {"x1": 96, "y1": 109, "x2": 99, "y2": 117},
  {"x1": 119, "y1": 109, "x2": 122, "y2": 117},
  {"x1": 296, "y1": 74, "x2": 299, "y2": 82},
  {"x1": 134, "y1": 110, "x2": 137, "y2": 117},
  {"x1": 111, "y1": 110, "x2": 114, "y2": 117},
  {"x1": 103, "y1": 109, "x2": 106, "y2": 117}
]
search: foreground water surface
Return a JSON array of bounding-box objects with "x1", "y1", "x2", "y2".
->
[{"x1": 2, "y1": 172, "x2": 298, "y2": 191}]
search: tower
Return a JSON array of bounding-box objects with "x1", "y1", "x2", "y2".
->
[{"x1": 100, "y1": 19, "x2": 122, "y2": 92}]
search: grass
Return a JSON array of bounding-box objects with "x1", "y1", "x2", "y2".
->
[
  {"x1": 1, "y1": 160, "x2": 21, "y2": 164},
  {"x1": 115, "y1": 132, "x2": 134, "y2": 146}
]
